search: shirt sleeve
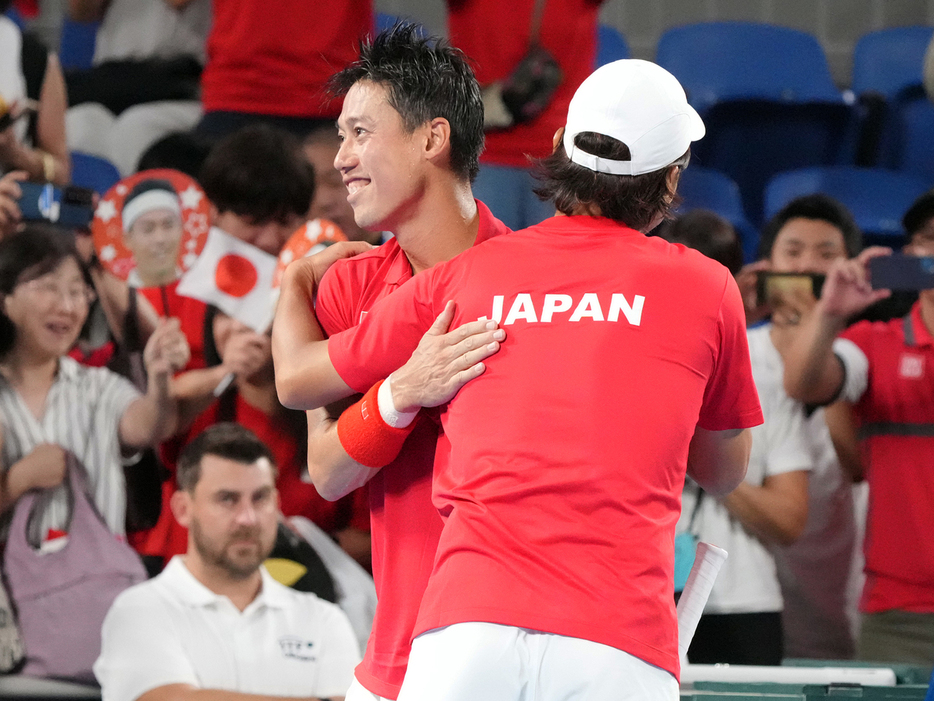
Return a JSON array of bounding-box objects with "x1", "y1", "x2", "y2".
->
[
  {"x1": 697, "y1": 272, "x2": 765, "y2": 431},
  {"x1": 316, "y1": 260, "x2": 357, "y2": 337},
  {"x1": 327, "y1": 268, "x2": 441, "y2": 394},
  {"x1": 833, "y1": 336, "x2": 870, "y2": 404},
  {"x1": 310, "y1": 600, "x2": 362, "y2": 698},
  {"x1": 94, "y1": 589, "x2": 200, "y2": 701},
  {"x1": 760, "y1": 395, "x2": 814, "y2": 479}
]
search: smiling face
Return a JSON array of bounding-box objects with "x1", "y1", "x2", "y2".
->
[
  {"x1": 125, "y1": 208, "x2": 184, "y2": 286},
  {"x1": 175, "y1": 453, "x2": 279, "y2": 581},
  {"x1": 2, "y1": 256, "x2": 91, "y2": 362},
  {"x1": 769, "y1": 217, "x2": 849, "y2": 275},
  {"x1": 335, "y1": 80, "x2": 429, "y2": 234}
]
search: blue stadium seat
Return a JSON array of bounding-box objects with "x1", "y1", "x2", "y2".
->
[
  {"x1": 676, "y1": 166, "x2": 759, "y2": 262},
  {"x1": 59, "y1": 17, "x2": 99, "y2": 72},
  {"x1": 657, "y1": 22, "x2": 853, "y2": 226},
  {"x1": 70, "y1": 151, "x2": 121, "y2": 195},
  {"x1": 852, "y1": 26, "x2": 934, "y2": 180},
  {"x1": 764, "y1": 166, "x2": 932, "y2": 246},
  {"x1": 852, "y1": 26, "x2": 933, "y2": 99},
  {"x1": 596, "y1": 25, "x2": 630, "y2": 68}
]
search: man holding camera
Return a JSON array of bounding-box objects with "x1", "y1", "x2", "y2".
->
[
  {"x1": 685, "y1": 194, "x2": 863, "y2": 664},
  {"x1": 782, "y1": 192, "x2": 934, "y2": 665}
]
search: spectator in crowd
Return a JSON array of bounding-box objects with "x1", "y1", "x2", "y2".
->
[
  {"x1": 657, "y1": 209, "x2": 743, "y2": 274},
  {"x1": 195, "y1": 0, "x2": 373, "y2": 139},
  {"x1": 303, "y1": 126, "x2": 385, "y2": 245},
  {"x1": 0, "y1": 225, "x2": 189, "y2": 538},
  {"x1": 763, "y1": 195, "x2": 863, "y2": 660},
  {"x1": 682, "y1": 194, "x2": 862, "y2": 664},
  {"x1": 447, "y1": 0, "x2": 604, "y2": 230},
  {"x1": 95, "y1": 422, "x2": 360, "y2": 701},
  {"x1": 1, "y1": 2, "x2": 70, "y2": 185},
  {"x1": 278, "y1": 58, "x2": 761, "y2": 700},
  {"x1": 783, "y1": 191, "x2": 934, "y2": 665},
  {"x1": 130, "y1": 123, "x2": 320, "y2": 568},
  {"x1": 65, "y1": 0, "x2": 211, "y2": 175},
  {"x1": 273, "y1": 24, "x2": 508, "y2": 701}
]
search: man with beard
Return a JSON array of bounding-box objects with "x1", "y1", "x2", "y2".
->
[{"x1": 94, "y1": 423, "x2": 360, "y2": 701}]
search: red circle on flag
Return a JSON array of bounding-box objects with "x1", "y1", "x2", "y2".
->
[{"x1": 215, "y1": 255, "x2": 258, "y2": 298}]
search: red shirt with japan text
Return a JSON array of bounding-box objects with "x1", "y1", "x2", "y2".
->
[{"x1": 328, "y1": 215, "x2": 763, "y2": 680}]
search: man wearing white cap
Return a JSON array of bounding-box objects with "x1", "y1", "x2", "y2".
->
[
  {"x1": 290, "y1": 59, "x2": 762, "y2": 700},
  {"x1": 122, "y1": 179, "x2": 184, "y2": 289}
]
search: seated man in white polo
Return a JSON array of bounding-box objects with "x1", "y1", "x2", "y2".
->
[{"x1": 94, "y1": 423, "x2": 360, "y2": 701}]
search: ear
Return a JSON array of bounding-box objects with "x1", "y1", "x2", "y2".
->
[
  {"x1": 170, "y1": 489, "x2": 192, "y2": 529},
  {"x1": 209, "y1": 203, "x2": 220, "y2": 226},
  {"x1": 424, "y1": 117, "x2": 452, "y2": 163},
  {"x1": 552, "y1": 127, "x2": 565, "y2": 152},
  {"x1": 665, "y1": 165, "x2": 682, "y2": 200}
]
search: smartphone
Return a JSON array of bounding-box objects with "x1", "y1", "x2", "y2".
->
[
  {"x1": 16, "y1": 182, "x2": 96, "y2": 228},
  {"x1": 756, "y1": 272, "x2": 826, "y2": 308},
  {"x1": 869, "y1": 254, "x2": 934, "y2": 291}
]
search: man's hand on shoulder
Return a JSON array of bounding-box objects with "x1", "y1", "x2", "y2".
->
[
  {"x1": 283, "y1": 241, "x2": 374, "y2": 297},
  {"x1": 389, "y1": 301, "x2": 506, "y2": 412}
]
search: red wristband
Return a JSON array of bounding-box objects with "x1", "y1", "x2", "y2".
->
[{"x1": 337, "y1": 380, "x2": 418, "y2": 468}]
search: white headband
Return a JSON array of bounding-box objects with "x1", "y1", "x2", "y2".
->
[{"x1": 123, "y1": 190, "x2": 181, "y2": 232}]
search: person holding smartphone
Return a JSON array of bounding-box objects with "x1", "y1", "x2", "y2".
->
[
  {"x1": 783, "y1": 191, "x2": 934, "y2": 665},
  {"x1": 681, "y1": 194, "x2": 863, "y2": 664}
]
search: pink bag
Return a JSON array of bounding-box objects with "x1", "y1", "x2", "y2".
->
[{"x1": 3, "y1": 457, "x2": 146, "y2": 683}]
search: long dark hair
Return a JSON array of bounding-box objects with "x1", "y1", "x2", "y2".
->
[{"x1": 0, "y1": 226, "x2": 81, "y2": 357}]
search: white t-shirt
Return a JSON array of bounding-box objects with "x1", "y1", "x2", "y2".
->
[
  {"x1": 678, "y1": 324, "x2": 813, "y2": 614},
  {"x1": 92, "y1": 0, "x2": 211, "y2": 65},
  {"x1": 95, "y1": 556, "x2": 361, "y2": 701}
]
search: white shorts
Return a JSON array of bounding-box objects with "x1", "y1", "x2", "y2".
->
[
  {"x1": 396, "y1": 622, "x2": 678, "y2": 701},
  {"x1": 345, "y1": 675, "x2": 393, "y2": 701}
]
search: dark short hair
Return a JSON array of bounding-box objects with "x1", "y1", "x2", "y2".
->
[
  {"x1": 136, "y1": 131, "x2": 213, "y2": 179},
  {"x1": 0, "y1": 226, "x2": 81, "y2": 357},
  {"x1": 329, "y1": 22, "x2": 484, "y2": 182},
  {"x1": 902, "y1": 190, "x2": 934, "y2": 238},
  {"x1": 659, "y1": 209, "x2": 743, "y2": 274},
  {"x1": 199, "y1": 124, "x2": 314, "y2": 224},
  {"x1": 758, "y1": 193, "x2": 862, "y2": 260},
  {"x1": 533, "y1": 132, "x2": 687, "y2": 231},
  {"x1": 177, "y1": 423, "x2": 277, "y2": 492}
]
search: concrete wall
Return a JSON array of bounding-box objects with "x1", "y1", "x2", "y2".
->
[{"x1": 375, "y1": 0, "x2": 934, "y2": 87}]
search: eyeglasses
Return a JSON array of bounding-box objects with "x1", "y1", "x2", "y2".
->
[{"x1": 23, "y1": 279, "x2": 96, "y2": 308}]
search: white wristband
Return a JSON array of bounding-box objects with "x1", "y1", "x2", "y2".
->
[{"x1": 378, "y1": 375, "x2": 418, "y2": 428}]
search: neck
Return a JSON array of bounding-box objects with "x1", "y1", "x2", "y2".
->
[
  {"x1": 181, "y1": 553, "x2": 263, "y2": 612},
  {"x1": 0, "y1": 346, "x2": 58, "y2": 386},
  {"x1": 393, "y1": 176, "x2": 479, "y2": 274}
]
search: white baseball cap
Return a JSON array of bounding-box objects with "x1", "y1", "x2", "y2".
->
[{"x1": 562, "y1": 59, "x2": 705, "y2": 176}]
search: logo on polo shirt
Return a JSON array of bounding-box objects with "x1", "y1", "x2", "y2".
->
[
  {"x1": 899, "y1": 353, "x2": 925, "y2": 379},
  {"x1": 481, "y1": 293, "x2": 646, "y2": 326},
  {"x1": 279, "y1": 636, "x2": 316, "y2": 661}
]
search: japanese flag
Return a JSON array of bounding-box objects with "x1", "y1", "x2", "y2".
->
[{"x1": 177, "y1": 227, "x2": 277, "y2": 332}]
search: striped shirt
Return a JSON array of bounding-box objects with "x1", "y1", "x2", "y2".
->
[{"x1": 0, "y1": 357, "x2": 140, "y2": 537}]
